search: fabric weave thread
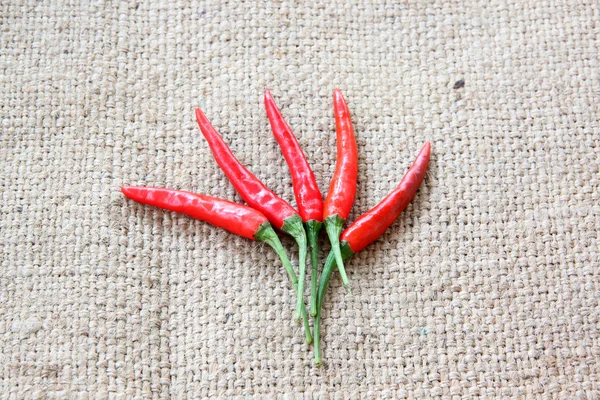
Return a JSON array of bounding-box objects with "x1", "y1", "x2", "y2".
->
[{"x1": 1, "y1": 0, "x2": 599, "y2": 398}]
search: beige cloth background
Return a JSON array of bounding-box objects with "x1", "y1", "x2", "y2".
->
[{"x1": 1, "y1": 0, "x2": 599, "y2": 398}]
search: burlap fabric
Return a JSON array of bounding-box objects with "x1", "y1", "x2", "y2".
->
[{"x1": 1, "y1": 1, "x2": 599, "y2": 398}]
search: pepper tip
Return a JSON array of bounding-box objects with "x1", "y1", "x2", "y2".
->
[
  {"x1": 333, "y1": 88, "x2": 346, "y2": 105},
  {"x1": 121, "y1": 186, "x2": 132, "y2": 197},
  {"x1": 420, "y1": 142, "x2": 431, "y2": 159}
]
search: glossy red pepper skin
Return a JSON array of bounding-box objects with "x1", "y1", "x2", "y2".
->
[
  {"x1": 195, "y1": 107, "x2": 309, "y2": 322},
  {"x1": 322, "y1": 89, "x2": 358, "y2": 290},
  {"x1": 195, "y1": 107, "x2": 298, "y2": 230},
  {"x1": 121, "y1": 186, "x2": 266, "y2": 240},
  {"x1": 314, "y1": 142, "x2": 431, "y2": 365},
  {"x1": 264, "y1": 90, "x2": 324, "y2": 316},
  {"x1": 121, "y1": 185, "x2": 314, "y2": 344},
  {"x1": 264, "y1": 90, "x2": 323, "y2": 222},
  {"x1": 342, "y1": 141, "x2": 431, "y2": 252},
  {"x1": 323, "y1": 89, "x2": 358, "y2": 219}
]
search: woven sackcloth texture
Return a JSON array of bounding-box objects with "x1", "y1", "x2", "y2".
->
[{"x1": 1, "y1": 0, "x2": 599, "y2": 398}]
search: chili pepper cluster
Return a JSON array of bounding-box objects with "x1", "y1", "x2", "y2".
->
[{"x1": 122, "y1": 89, "x2": 430, "y2": 365}]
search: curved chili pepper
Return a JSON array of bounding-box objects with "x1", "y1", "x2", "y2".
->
[
  {"x1": 264, "y1": 90, "x2": 324, "y2": 317},
  {"x1": 341, "y1": 141, "x2": 430, "y2": 253},
  {"x1": 314, "y1": 142, "x2": 430, "y2": 365},
  {"x1": 323, "y1": 88, "x2": 358, "y2": 291},
  {"x1": 195, "y1": 108, "x2": 309, "y2": 322},
  {"x1": 121, "y1": 186, "x2": 313, "y2": 344}
]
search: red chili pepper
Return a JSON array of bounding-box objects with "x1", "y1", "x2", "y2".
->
[
  {"x1": 264, "y1": 90, "x2": 324, "y2": 316},
  {"x1": 323, "y1": 88, "x2": 358, "y2": 291},
  {"x1": 121, "y1": 186, "x2": 313, "y2": 344},
  {"x1": 314, "y1": 142, "x2": 431, "y2": 365},
  {"x1": 195, "y1": 108, "x2": 309, "y2": 321},
  {"x1": 341, "y1": 141, "x2": 430, "y2": 253}
]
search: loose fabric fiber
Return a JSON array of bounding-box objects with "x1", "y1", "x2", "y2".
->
[{"x1": 1, "y1": 0, "x2": 599, "y2": 398}]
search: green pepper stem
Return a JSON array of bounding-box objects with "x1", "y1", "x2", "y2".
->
[
  {"x1": 324, "y1": 214, "x2": 350, "y2": 292},
  {"x1": 314, "y1": 243, "x2": 354, "y2": 365},
  {"x1": 314, "y1": 312, "x2": 322, "y2": 366},
  {"x1": 282, "y1": 214, "x2": 308, "y2": 322},
  {"x1": 255, "y1": 222, "x2": 313, "y2": 345},
  {"x1": 305, "y1": 220, "x2": 323, "y2": 317}
]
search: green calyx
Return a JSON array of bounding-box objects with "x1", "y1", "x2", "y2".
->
[
  {"x1": 314, "y1": 241, "x2": 353, "y2": 366},
  {"x1": 253, "y1": 222, "x2": 278, "y2": 242},
  {"x1": 281, "y1": 214, "x2": 309, "y2": 323},
  {"x1": 324, "y1": 214, "x2": 351, "y2": 292},
  {"x1": 305, "y1": 220, "x2": 323, "y2": 317},
  {"x1": 254, "y1": 222, "x2": 313, "y2": 345}
]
